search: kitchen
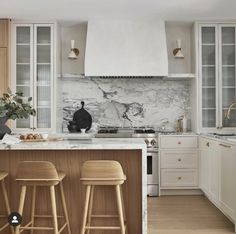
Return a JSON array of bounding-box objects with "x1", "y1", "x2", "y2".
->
[{"x1": 0, "y1": 0, "x2": 236, "y2": 234}]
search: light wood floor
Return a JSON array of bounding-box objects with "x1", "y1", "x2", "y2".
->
[{"x1": 148, "y1": 195, "x2": 235, "y2": 234}]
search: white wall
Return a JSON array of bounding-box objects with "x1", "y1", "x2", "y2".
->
[{"x1": 60, "y1": 23, "x2": 87, "y2": 75}]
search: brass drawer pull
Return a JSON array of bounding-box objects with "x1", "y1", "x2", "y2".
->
[
  {"x1": 219, "y1": 143, "x2": 231, "y2": 148},
  {"x1": 178, "y1": 158, "x2": 182, "y2": 162},
  {"x1": 206, "y1": 142, "x2": 209, "y2": 147},
  {"x1": 178, "y1": 177, "x2": 182, "y2": 180},
  {"x1": 178, "y1": 141, "x2": 181, "y2": 144}
]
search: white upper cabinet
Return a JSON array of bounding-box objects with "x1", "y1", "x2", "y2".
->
[
  {"x1": 12, "y1": 22, "x2": 56, "y2": 132},
  {"x1": 198, "y1": 23, "x2": 236, "y2": 131}
]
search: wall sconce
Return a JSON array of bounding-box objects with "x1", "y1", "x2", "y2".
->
[
  {"x1": 173, "y1": 39, "x2": 184, "y2": 59},
  {"x1": 68, "y1": 40, "x2": 79, "y2": 60}
]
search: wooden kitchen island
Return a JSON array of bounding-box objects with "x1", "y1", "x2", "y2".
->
[{"x1": 0, "y1": 138, "x2": 147, "y2": 234}]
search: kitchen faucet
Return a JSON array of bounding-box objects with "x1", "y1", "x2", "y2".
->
[{"x1": 226, "y1": 101, "x2": 236, "y2": 119}]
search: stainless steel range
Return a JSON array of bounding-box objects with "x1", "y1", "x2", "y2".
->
[{"x1": 96, "y1": 127, "x2": 159, "y2": 196}]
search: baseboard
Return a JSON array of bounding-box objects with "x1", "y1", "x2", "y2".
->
[{"x1": 160, "y1": 189, "x2": 203, "y2": 196}]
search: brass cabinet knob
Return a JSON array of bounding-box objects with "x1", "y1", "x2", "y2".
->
[
  {"x1": 206, "y1": 142, "x2": 210, "y2": 147},
  {"x1": 178, "y1": 158, "x2": 182, "y2": 162},
  {"x1": 178, "y1": 177, "x2": 182, "y2": 180},
  {"x1": 178, "y1": 141, "x2": 181, "y2": 144}
]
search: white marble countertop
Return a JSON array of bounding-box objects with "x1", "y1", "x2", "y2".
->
[
  {"x1": 0, "y1": 138, "x2": 147, "y2": 151},
  {"x1": 201, "y1": 133, "x2": 236, "y2": 145}
]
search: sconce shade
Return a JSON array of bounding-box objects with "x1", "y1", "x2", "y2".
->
[
  {"x1": 173, "y1": 39, "x2": 184, "y2": 59},
  {"x1": 68, "y1": 40, "x2": 79, "y2": 59}
]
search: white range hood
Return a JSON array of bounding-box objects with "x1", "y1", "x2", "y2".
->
[{"x1": 84, "y1": 20, "x2": 168, "y2": 77}]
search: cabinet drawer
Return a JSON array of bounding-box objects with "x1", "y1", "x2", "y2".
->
[
  {"x1": 161, "y1": 151, "x2": 198, "y2": 169},
  {"x1": 160, "y1": 136, "x2": 198, "y2": 149},
  {"x1": 161, "y1": 169, "x2": 198, "y2": 187}
]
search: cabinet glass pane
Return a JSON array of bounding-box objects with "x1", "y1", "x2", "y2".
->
[
  {"x1": 202, "y1": 45, "x2": 215, "y2": 65},
  {"x1": 37, "y1": 86, "x2": 51, "y2": 107},
  {"x1": 202, "y1": 110, "x2": 216, "y2": 128},
  {"x1": 222, "y1": 45, "x2": 235, "y2": 65},
  {"x1": 37, "y1": 64, "x2": 51, "y2": 83},
  {"x1": 37, "y1": 27, "x2": 51, "y2": 44},
  {"x1": 221, "y1": 26, "x2": 236, "y2": 128},
  {"x1": 222, "y1": 88, "x2": 236, "y2": 108},
  {"x1": 202, "y1": 88, "x2": 216, "y2": 109},
  {"x1": 16, "y1": 64, "x2": 30, "y2": 85},
  {"x1": 202, "y1": 67, "x2": 216, "y2": 86},
  {"x1": 222, "y1": 67, "x2": 235, "y2": 86},
  {"x1": 16, "y1": 27, "x2": 30, "y2": 44},
  {"x1": 201, "y1": 26, "x2": 216, "y2": 128},
  {"x1": 15, "y1": 86, "x2": 31, "y2": 128},
  {"x1": 202, "y1": 27, "x2": 215, "y2": 44},
  {"x1": 222, "y1": 27, "x2": 235, "y2": 44},
  {"x1": 223, "y1": 110, "x2": 236, "y2": 127},
  {"x1": 17, "y1": 45, "x2": 30, "y2": 63},
  {"x1": 37, "y1": 45, "x2": 50, "y2": 63},
  {"x1": 37, "y1": 108, "x2": 51, "y2": 128}
]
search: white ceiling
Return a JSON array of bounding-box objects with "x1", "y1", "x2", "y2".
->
[{"x1": 1, "y1": 0, "x2": 236, "y2": 23}]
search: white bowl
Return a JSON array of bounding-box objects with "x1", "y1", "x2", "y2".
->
[
  {"x1": 41, "y1": 133, "x2": 49, "y2": 139},
  {"x1": 81, "y1": 129, "x2": 86, "y2": 134}
]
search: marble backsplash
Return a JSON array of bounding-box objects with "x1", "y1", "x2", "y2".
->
[{"x1": 57, "y1": 77, "x2": 191, "y2": 132}]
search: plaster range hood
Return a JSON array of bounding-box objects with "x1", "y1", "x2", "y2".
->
[{"x1": 84, "y1": 20, "x2": 168, "y2": 77}]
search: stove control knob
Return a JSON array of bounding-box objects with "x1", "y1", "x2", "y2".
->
[
  {"x1": 145, "y1": 139, "x2": 149, "y2": 145},
  {"x1": 151, "y1": 139, "x2": 156, "y2": 146}
]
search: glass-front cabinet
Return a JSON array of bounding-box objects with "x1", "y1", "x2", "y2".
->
[
  {"x1": 12, "y1": 23, "x2": 55, "y2": 132},
  {"x1": 199, "y1": 24, "x2": 236, "y2": 131}
]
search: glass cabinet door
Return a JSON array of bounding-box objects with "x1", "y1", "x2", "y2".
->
[
  {"x1": 201, "y1": 26, "x2": 217, "y2": 128},
  {"x1": 34, "y1": 25, "x2": 52, "y2": 129},
  {"x1": 220, "y1": 26, "x2": 236, "y2": 127},
  {"x1": 15, "y1": 25, "x2": 33, "y2": 129}
]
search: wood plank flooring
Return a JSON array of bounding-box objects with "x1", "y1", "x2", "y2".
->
[{"x1": 148, "y1": 195, "x2": 235, "y2": 234}]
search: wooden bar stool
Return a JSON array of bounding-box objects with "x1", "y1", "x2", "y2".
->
[
  {"x1": 80, "y1": 160, "x2": 127, "y2": 234},
  {"x1": 0, "y1": 171, "x2": 14, "y2": 234},
  {"x1": 15, "y1": 161, "x2": 71, "y2": 234}
]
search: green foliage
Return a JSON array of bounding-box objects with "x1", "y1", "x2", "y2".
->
[{"x1": 0, "y1": 89, "x2": 36, "y2": 120}]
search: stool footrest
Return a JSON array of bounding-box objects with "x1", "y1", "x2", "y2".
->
[
  {"x1": 85, "y1": 226, "x2": 121, "y2": 230},
  {"x1": 91, "y1": 214, "x2": 119, "y2": 218},
  {"x1": 0, "y1": 223, "x2": 9, "y2": 232},
  {"x1": 58, "y1": 222, "x2": 68, "y2": 234},
  {"x1": 34, "y1": 214, "x2": 64, "y2": 218},
  {"x1": 20, "y1": 226, "x2": 54, "y2": 230}
]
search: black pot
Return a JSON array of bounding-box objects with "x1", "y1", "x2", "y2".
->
[{"x1": 0, "y1": 116, "x2": 11, "y2": 140}]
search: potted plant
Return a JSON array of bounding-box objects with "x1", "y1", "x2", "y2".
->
[{"x1": 0, "y1": 89, "x2": 36, "y2": 139}]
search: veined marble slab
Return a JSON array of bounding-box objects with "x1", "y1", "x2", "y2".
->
[{"x1": 57, "y1": 77, "x2": 191, "y2": 132}]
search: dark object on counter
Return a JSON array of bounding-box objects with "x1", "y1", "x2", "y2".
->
[
  {"x1": 0, "y1": 116, "x2": 11, "y2": 140},
  {"x1": 67, "y1": 120, "x2": 78, "y2": 133},
  {"x1": 68, "y1": 101, "x2": 92, "y2": 133}
]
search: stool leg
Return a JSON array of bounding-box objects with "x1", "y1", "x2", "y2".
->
[
  {"x1": 1, "y1": 179, "x2": 14, "y2": 234},
  {"x1": 87, "y1": 185, "x2": 94, "y2": 234},
  {"x1": 30, "y1": 186, "x2": 36, "y2": 234},
  {"x1": 81, "y1": 185, "x2": 91, "y2": 234},
  {"x1": 120, "y1": 186, "x2": 128, "y2": 234},
  {"x1": 15, "y1": 185, "x2": 27, "y2": 234},
  {"x1": 50, "y1": 186, "x2": 58, "y2": 234},
  {"x1": 115, "y1": 185, "x2": 125, "y2": 234},
  {"x1": 59, "y1": 182, "x2": 71, "y2": 234}
]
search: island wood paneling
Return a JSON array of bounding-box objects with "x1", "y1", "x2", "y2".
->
[{"x1": 0, "y1": 149, "x2": 142, "y2": 234}]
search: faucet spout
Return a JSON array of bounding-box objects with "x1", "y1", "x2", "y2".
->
[{"x1": 226, "y1": 101, "x2": 236, "y2": 119}]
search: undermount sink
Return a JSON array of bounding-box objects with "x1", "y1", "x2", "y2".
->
[{"x1": 213, "y1": 133, "x2": 236, "y2": 137}]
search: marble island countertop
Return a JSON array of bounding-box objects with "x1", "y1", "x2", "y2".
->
[{"x1": 0, "y1": 138, "x2": 147, "y2": 151}]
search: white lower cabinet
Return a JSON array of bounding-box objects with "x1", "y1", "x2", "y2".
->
[
  {"x1": 160, "y1": 135, "x2": 199, "y2": 190},
  {"x1": 219, "y1": 142, "x2": 236, "y2": 225},
  {"x1": 200, "y1": 136, "x2": 236, "y2": 231}
]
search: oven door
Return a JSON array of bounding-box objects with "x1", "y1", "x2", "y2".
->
[{"x1": 147, "y1": 150, "x2": 158, "y2": 186}]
